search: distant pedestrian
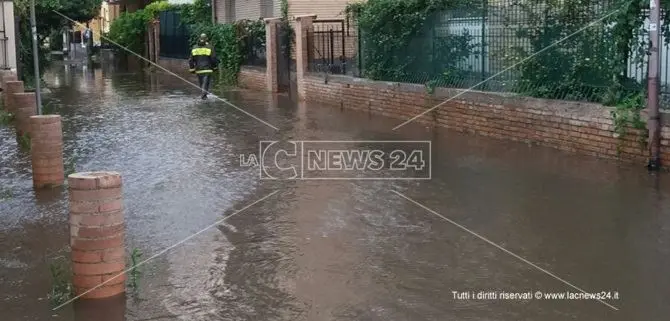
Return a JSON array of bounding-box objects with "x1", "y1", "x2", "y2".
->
[
  {"x1": 83, "y1": 23, "x2": 92, "y2": 48},
  {"x1": 188, "y1": 34, "x2": 219, "y2": 100}
]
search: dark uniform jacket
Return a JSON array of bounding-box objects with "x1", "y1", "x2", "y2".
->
[{"x1": 188, "y1": 44, "x2": 219, "y2": 74}]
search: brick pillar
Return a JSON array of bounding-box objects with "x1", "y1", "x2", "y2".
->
[
  {"x1": 264, "y1": 18, "x2": 281, "y2": 92},
  {"x1": 13, "y1": 92, "x2": 36, "y2": 137},
  {"x1": 153, "y1": 20, "x2": 160, "y2": 62},
  {"x1": 147, "y1": 23, "x2": 155, "y2": 63},
  {"x1": 1, "y1": 71, "x2": 16, "y2": 90},
  {"x1": 30, "y1": 115, "x2": 65, "y2": 188},
  {"x1": 294, "y1": 15, "x2": 317, "y2": 100},
  {"x1": 69, "y1": 171, "x2": 126, "y2": 299},
  {"x1": 4, "y1": 80, "x2": 24, "y2": 113}
]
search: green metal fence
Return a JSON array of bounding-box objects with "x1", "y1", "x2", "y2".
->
[
  {"x1": 159, "y1": 10, "x2": 191, "y2": 59},
  {"x1": 356, "y1": 0, "x2": 667, "y2": 106}
]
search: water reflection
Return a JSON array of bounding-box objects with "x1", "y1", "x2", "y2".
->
[
  {"x1": 33, "y1": 187, "x2": 66, "y2": 205},
  {"x1": 74, "y1": 295, "x2": 126, "y2": 321},
  {"x1": 2, "y1": 63, "x2": 670, "y2": 321}
]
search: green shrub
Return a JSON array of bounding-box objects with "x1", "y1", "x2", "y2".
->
[
  {"x1": 176, "y1": 0, "x2": 212, "y2": 26},
  {"x1": 348, "y1": 0, "x2": 474, "y2": 83},
  {"x1": 108, "y1": 11, "x2": 149, "y2": 53},
  {"x1": 108, "y1": 1, "x2": 174, "y2": 54},
  {"x1": 189, "y1": 23, "x2": 241, "y2": 85}
]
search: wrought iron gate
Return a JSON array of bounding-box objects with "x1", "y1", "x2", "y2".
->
[{"x1": 276, "y1": 22, "x2": 292, "y2": 93}]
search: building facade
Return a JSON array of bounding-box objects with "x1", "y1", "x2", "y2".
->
[
  {"x1": 0, "y1": 0, "x2": 17, "y2": 71},
  {"x1": 214, "y1": 0, "x2": 352, "y2": 23}
]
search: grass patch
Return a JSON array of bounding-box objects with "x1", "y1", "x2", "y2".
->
[
  {"x1": 47, "y1": 256, "x2": 73, "y2": 307},
  {"x1": 0, "y1": 110, "x2": 14, "y2": 126},
  {"x1": 18, "y1": 132, "x2": 31, "y2": 150},
  {"x1": 128, "y1": 248, "x2": 143, "y2": 292},
  {"x1": 42, "y1": 101, "x2": 59, "y2": 115},
  {"x1": 0, "y1": 188, "x2": 12, "y2": 201}
]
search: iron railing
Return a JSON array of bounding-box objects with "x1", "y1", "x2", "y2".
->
[
  {"x1": 348, "y1": 0, "x2": 670, "y2": 107},
  {"x1": 307, "y1": 19, "x2": 360, "y2": 76}
]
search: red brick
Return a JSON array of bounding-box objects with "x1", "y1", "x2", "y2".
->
[
  {"x1": 71, "y1": 250, "x2": 103, "y2": 263},
  {"x1": 68, "y1": 172, "x2": 122, "y2": 190},
  {"x1": 69, "y1": 188, "x2": 122, "y2": 202},
  {"x1": 71, "y1": 211, "x2": 124, "y2": 226},
  {"x1": 102, "y1": 271, "x2": 127, "y2": 285},
  {"x1": 32, "y1": 164, "x2": 65, "y2": 175},
  {"x1": 97, "y1": 174, "x2": 123, "y2": 189},
  {"x1": 29, "y1": 115, "x2": 61, "y2": 125},
  {"x1": 74, "y1": 224, "x2": 125, "y2": 238},
  {"x1": 73, "y1": 274, "x2": 103, "y2": 288},
  {"x1": 73, "y1": 260, "x2": 125, "y2": 276},
  {"x1": 98, "y1": 199, "x2": 124, "y2": 213},
  {"x1": 31, "y1": 151, "x2": 64, "y2": 160},
  {"x1": 31, "y1": 158, "x2": 64, "y2": 169},
  {"x1": 69, "y1": 201, "x2": 100, "y2": 214},
  {"x1": 71, "y1": 234, "x2": 124, "y2": 251},
  {"x1": 102, "y1": 247, "x2": 125, "y2": 262},
  {"x1": 68, "y1": 176, "x2": 98, "y2": 190},
  {"x1": 76, "y1": 282, "x2": 125, "y2": 299}
]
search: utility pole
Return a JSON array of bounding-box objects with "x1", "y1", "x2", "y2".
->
[
  {"x1": 30, "y1": 0, "x2": 42, "y2": 115},
  {"x1": 647, "y1": 0, "x2": 661, "y2": 170}
]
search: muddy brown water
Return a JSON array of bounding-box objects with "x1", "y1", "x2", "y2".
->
[{"x1": 1, "y1": 64, "x2": 670, "y2": 321}]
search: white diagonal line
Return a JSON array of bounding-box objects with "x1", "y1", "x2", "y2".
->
[
  {"x1": 392, "y1": 7, "x2": 621, "y2": 131},
  {"x1": 53, "y1": 10, "x2": 279, "y2": 131},
  {"x1": 52, "y1": 190, "x2": 279, "y2": 310},
  {"x1": 391, "y1": 189, "x2": 619, "y2": 311}
]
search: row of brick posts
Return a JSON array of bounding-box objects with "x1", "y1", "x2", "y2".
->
[
  {"x1": 1, "y1": 70, "x2": 128, "y2": 301},
  {"x1": 262, "y1": 15, "x2": 316, "y2": 99}
]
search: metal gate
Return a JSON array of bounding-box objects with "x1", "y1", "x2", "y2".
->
[
  {"x1": 276, "y1": 22, "x2": 292, "y2": 93},
  {"x1": 159, "y1": 10, "x2": 190, "y2": 59}
]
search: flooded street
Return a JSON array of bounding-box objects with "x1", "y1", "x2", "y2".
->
[{"x1": 2, "y1": 64, "x2": 670, "y2": 321}]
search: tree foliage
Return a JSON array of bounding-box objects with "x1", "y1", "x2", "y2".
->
[
  {"x1": 347, "y1": 0, "x2": 475, "y2": 84},
  {"x1": 108, "y1": 0, "x2": 173, "y2": 53},
  {"x1": 175, "y1": 0, "x2": 212, "y2": 26},
  {"x1": 13, "y1": 0, "x2": 101, "y2": 86},
  {"x1": 187, "y1": 19, "x2": 265, "y2": 85}
]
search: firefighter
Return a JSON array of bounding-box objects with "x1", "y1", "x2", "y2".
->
[{"x1": 188, "y1": 34, "x2": 219, "y2": 99}]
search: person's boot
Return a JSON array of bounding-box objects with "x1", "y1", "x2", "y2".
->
[{"x1": 201, "y1": 92, "x2": 208, "y2": 100}]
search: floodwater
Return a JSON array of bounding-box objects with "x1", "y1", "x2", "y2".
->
[{"x1": 2, "y1": 62, "x2": 670, "y2": 321}]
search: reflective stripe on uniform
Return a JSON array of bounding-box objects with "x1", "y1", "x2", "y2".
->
[
  {"x1": 195, "y1": 69, "x2": 213, "y2": 74},
  {"x1": 191, "y1": 47, "x2": 212, "y2": 56}
]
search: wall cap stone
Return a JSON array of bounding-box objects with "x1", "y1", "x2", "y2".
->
[
  {"x1": 241, "y1": 65, "x2": 267, "y2": 72},
  {"x1": 264, "y1": 17, "x2": 282, "y2": 24},
  {"x1": 295, "y1": 14, "x2": 317, "y2": 21},
  {"x1": 304, "y1": 72, "x2": 670, "y2": 124}
]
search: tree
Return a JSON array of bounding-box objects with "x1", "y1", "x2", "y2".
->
[{"x1": 13, "y1": 0, "x2": 102, "y2": 86}]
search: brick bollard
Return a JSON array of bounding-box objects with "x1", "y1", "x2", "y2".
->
[
  {"x1": 68, "y1": 172, "x2": 126, "y2": 299},
  {"x1": 1, "y1": 73, "x2": 17, "y2": 92},
  {"x1": 4, "y1": 80, "x2": 24, "y2": 113},
  {"x1": 13, "y1": 92, "x2": 36, "y2": 137},
  {"x1": 30, "y1": 115, "x2": 65, "y2": 188}
]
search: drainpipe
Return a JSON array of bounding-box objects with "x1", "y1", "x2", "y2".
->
[
  {"x1": 1, "y1": 0, "x2": 7, "y2": 69},
  {"x1": 647, "y1": 0, "x2": 661, "y2": 170},
  {"x1": 14, "y1": 11, "x2": 21, "y2": 78},
  {"x1": 211, "y1": 0, "x2": 216, "y2": 24},
  {"x1": 30, "y1": 0, "x2": 43, "y2": 114}
]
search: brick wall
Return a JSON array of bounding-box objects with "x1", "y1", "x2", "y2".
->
[
  {"x1": 238, "y1": 66, "x2": 267, "y2": 91},
  {"x1": 157, "y1": 57, "x2": 190, "y2": 77},
  {"x1": 157, "y1": 58, "x2": 268, "y2": 91},
  {"x1": 302, "y1": 73, "x2": 670, "y2": 164}
]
